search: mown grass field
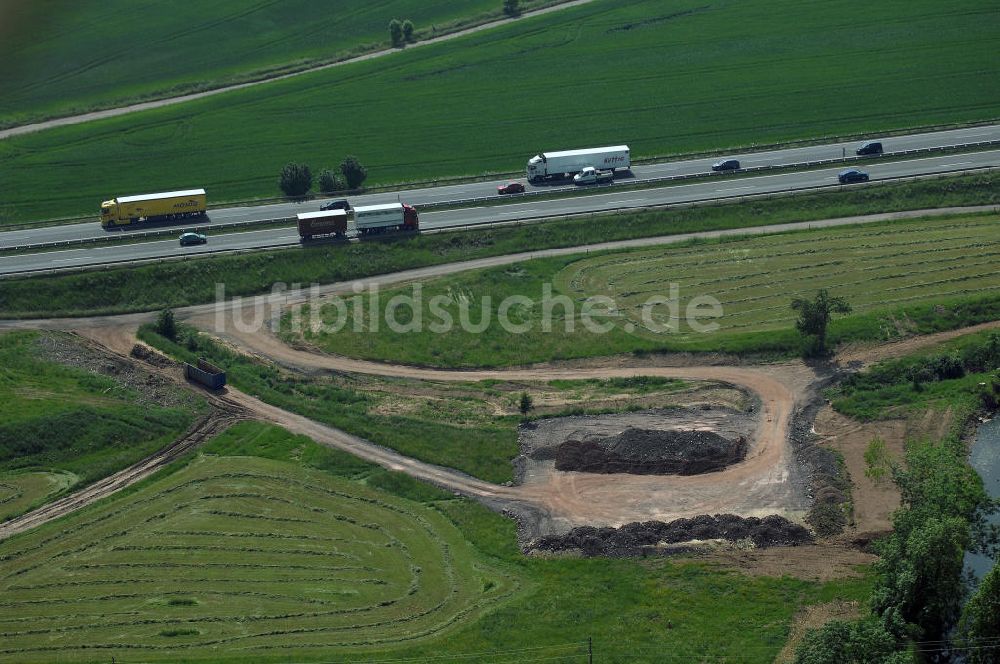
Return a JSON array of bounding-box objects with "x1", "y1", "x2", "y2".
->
[
  {"x1": 1, "y1": 0, "x2": 997, "y2": 223},
  {"x1": 0, "y1": 0, "x2": 514, "y2": 128},
  {"x1": 0, "y1": 447, "x2": 520, "y2": 661},
  {"x1": 0, "y1": 421, "x2": 871, "y2": 662},
  {"x1": 291, "y1": 214, "x2": 1000, "y2": 366},
  {"x1": 0, "y1": 330, "x2": 204, "y2": 519},
  {"x1": 2, "y1": 172, "x2": 997, "y2": 318},
  {"x1": 0, "y1": 471, "x2": 74, "y2": 522}
]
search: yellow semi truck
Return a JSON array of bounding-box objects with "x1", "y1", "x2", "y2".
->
[{"x1": 100, "y1": 189, "x2": 207, "y2": 228}]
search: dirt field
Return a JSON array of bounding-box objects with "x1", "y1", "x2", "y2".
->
[{"x1": 4, "y1": 265, "x2": 991, "y2": 552}]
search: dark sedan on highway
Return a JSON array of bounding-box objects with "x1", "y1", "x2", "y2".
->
[
  {"x1": 838, "y1": 168, "x2": 870, "y2": 184},
  {"x1": 179, "y1": 231, "x2": 208, "y2": 246},
  {"x1": 711, "y1": 158, "x2": 740, "y2": 172}
]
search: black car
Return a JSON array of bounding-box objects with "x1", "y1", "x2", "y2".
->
[
  {"x1": 179, "y1": 232, "x2": 208, "y2": 246},
  {"x1": 856, "y1": 141, "x2": 883, "y2": 156},
  {"x1": 320, "y1": 199, "x2": 351, "y2": 212},
  {"x1": 838, "y1": 168, "x2": 870, "y2": 184},
  {"x1": 711, "y1": 158, "x2": 740, "y2": 172}
]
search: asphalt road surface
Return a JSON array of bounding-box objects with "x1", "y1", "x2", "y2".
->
[{"x1": 1, "y1": 144, "x2": 996, "y2": 276}]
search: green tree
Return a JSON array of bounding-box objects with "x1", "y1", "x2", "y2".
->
[
  {"x1": 870, "y1": 438, "x2": 995, "y2": 640},
  {"x1": 518, "y1": 392, "x2": 533, "y2": 417},
  {"x1": 389, "y1": 19, "x2": 403, "y2": 47},
  {"x1": 318, "y1": 169, "x2": 343, "y2": 194},
  {"x1": 793, "y1": 619, "x2": 906, "y2": 664},
  {"x1": 279, "y1": 162, "x2": 312, "y2": 197},
  {"x1": 340, "y1": 155, "x2": 368, "y2": 190},
  {"x1": 154, "y1": 309, "x2": 177, "y2": 341},
  {"x1": 790, "y1": 289, "x2": 851, "y2": 357},
  {"x1": 957, "y1": 562, "x2": 1000, "y2": 663},
  {"x1": 402, "y1": 19, "x2": 414, "y2": 42},
  {"x1": 503, "y1": 0, "x2": 521, "y2": 17},
  {"x1": 871, "y1": 514, "x2": 970, "y2": 640}
]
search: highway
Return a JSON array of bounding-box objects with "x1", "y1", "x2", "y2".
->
[
  {"x1": 1, "y1": 124, "x2": 997, "y2": 253},
  {"x1": 2, "y1": 148, "x2": 996, "y2": 277}
]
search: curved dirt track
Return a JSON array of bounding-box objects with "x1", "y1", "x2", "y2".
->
[
  {"x1": 5, "y1": 209, "x2": 995, "y2": 537},
  {"x1": 181, "y1": 312, "x2": 814, "y2": 530}
]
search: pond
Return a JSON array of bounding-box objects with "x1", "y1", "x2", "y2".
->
[{"x1": 965, "y1": 416, "x2": 1000, "y2": 580}]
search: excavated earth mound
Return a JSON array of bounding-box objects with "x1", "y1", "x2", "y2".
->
[
  {"x1": 529, "y1": 514, "x2": 813, "y2": 558},
  {"x1": 553, "y1": 427, "x2": 747, "y2": 475}
]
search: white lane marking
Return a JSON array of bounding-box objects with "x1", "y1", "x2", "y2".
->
[
  {"x1": 51, "y1": 256, "x2": 85, "y2": 263},
  {"x1": 934, "y1": 162, "x2": 973, "y2": 168},
  {"x1": 717, "y1": 186, "x2": 753, "y2": 193}
]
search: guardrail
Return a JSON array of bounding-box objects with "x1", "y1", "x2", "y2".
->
[
  {"x1": 2, "y1": 165, "x2": 996, "y2": 280},
  {"x1": 6, "y1": 138, "x2": 998, "y2": 254}
]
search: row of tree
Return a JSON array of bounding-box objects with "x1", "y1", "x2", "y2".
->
[
  {"x1": 388, "y1": 19, "x2": 415, "y2": 47},
  {"x1": 795, "y1": 430, "x2": 999, "y2": 663},
  {"x1": 278, "y1": 157, "x2": 368, "y2": 198},
  {"x1": 389, "y1": 2, "x2": 521, "y2": 47}
]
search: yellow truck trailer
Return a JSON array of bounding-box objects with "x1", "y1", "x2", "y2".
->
[{"x1": 100, "y1": 189, "x2": 207, "y2": 228}]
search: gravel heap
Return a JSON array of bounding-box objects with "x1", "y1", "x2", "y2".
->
[
  {"x1": 554, "y1": 427, "x2": 747, "y2": 475},
  {"x1": 529, "y1": 514, "x2": 813, "y2": 558}
]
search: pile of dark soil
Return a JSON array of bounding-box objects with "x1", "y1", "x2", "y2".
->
[
  {"x1": 554, "y1": 427, "x2": 746, "y2": 475},
  {"x1": 529, "y1": 514, "x2": 813, "y2": 558}
]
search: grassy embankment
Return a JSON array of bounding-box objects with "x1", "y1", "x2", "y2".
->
[
  {"x1": 830, "y1": 329, "x2": 1000, "y2": 424},
  {"x1": 0, "y1": 330, "x2": 204, "y2": 521},
  {"x1": 0, "y1": 420, "x2": 871, "y2": 663},
  {"x1": 1, "y1": 172, "x2": 997, "y2": 319},
  {"x1": 0, "y1": 0, "x2": 550, "y2": 129},
  {"x1": 139, "y1": 322, "x2": 734, "y2": 484},
  {"x1": 792, "y1": 331, "x2": 1000, "y2": 661},
  {"x1": 284, "y1": 213, "x2": 1000, "y2": 367},
  {"x1": 1, "y1": 0, "x2": 997, "y2": 223}
]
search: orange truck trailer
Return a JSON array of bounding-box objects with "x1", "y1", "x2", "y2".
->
[{"x1": 100, "y1": 188, "x2": 207, "y2": 228}]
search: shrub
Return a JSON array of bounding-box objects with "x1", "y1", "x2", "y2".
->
[
  {"x1": 154, "y1": 309, "x2": 177, "y2": 340},
  {"x1": 278, "y1": 162, "x2": 312, "y2": 197},
  {"x1": 389, "y1": 19, "x2": 403, "y2": 47},
  {"x1": 340, "y1": 155, "x2": 368, "y2": 189}
]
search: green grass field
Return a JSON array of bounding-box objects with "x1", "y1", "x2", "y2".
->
[
  {"x1": 0, "y1": 330, "x2": 204, "y2": 519},
  {"x1": 1, "y1": 0, "x2": 997, "y2": 223},
  {"x1": 0, "y1": 421, "x2": 871, "y2": 662},
  {"x1": 290, "y1": 214, "x2": 1000, "y2": 366},
  {"x1": 0, "y1": 0, "x2": 516, "y2": 128},
  {"x1": 0, "y1": 471, "x2": 75, "y2": 522},
  {"x1": 0, "y1": 452, "x2": 521, "y2": 661},
  {"x1": 2, "y1": 172, "x2": 997, "y2": 318}
]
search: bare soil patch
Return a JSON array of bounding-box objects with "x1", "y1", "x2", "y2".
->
[{"x1": 812, "y1": 407, "x2": 905, "y2": 536}]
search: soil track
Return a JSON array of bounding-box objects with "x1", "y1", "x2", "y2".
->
[
  {"x1": 169, "y1": 317, "x2": 815, "y2": 533},
  {"x1": 0, "y1": 405, "x2": 246, "y2": 541}
]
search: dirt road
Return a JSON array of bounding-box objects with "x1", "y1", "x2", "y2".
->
[
  {"x1": 4, "y1": 215, "x2": 995, "y2": 539},
  {"x1": 0, "y1": 0, "x2": 594, "y2": 141},
  {"x1": 0, "y1": 406, "x2": 245, "y2": 541}
]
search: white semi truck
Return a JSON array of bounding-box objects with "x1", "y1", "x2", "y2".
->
[
  {"x1": 526, "y1": 145, "x2": 630, "y2": 183},
  {"x1": 353, "y1": 202, "x2": 419, "y2": 235}
]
